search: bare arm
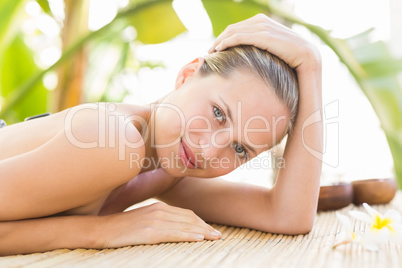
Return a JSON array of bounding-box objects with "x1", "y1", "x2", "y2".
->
[
  {"x1": 159, "y1": 14, "x2": 323, "y2": 234},
  {"x1": 0, "y1": 202, "x2": 223, "y2": 256},
  {"x1": 268, "y1": 53, "x2": 322, "y2": 232},
  {"x1": 0, "y1": 215, "x2": 102, "y2": 256},
  {"x1": 0, "y1": 107, "x2": 219, "y2": 255},
  {"x1": 99, "y1": 169, "x2": 182, "y2": 216}
]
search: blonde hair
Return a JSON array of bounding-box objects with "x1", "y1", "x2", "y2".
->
[{"x1": 200, "y1": 45, "x2": 299, "y2": 144}]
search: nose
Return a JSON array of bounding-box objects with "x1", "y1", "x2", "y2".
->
[
  {"x1": 198, "y1": 136, "x2": 209, "y2": 148},
  {"x1": 200, "y1": 129, "x2": 231, "y2": 160},
  {"x1": 187, "y1": 117, "x2": 233, "y2": 161}
]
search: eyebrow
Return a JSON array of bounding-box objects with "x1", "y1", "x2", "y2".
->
[{"x1": 218, "y1": 95, "x2": 257, "y2": 156}]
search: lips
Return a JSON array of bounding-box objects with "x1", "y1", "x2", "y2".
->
[{"x1": 179, "y1": 138, "x2": 197, "y2": 169}]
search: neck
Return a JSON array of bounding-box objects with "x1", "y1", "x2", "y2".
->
[{"x1": 139, "y1": 98, "x2": 164, "y2": 174}]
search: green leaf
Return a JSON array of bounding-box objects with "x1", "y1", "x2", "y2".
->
[
  {"x1": 362, "y1": 76, "x2": 402, "y2": 134},
  {"x1": 0, "y1": 34, "x2": 48, "y2": 123},
  {"x1": 0, "y1": 0, "x2": 28, "y2": 54},
  {"x1": 361, "y1": 59, "x2": 402, "y2": 78},
  {"x1": 350, "y1": 41, "x2": 393, "y2": 63},
  {"x1": 344, "y1": 28, "x2": 375, "y2": 49},
  {"x1": 128, "y1": 1, "x2": 186, "y2": 44},
  {"x1": 348, "y1": 38, "x2": 402, "y2": 132},
  {"x1": 36, "y1": 0, "x2": 52, "y2": 15},
  {"x1": 201, "y1": 0, "x2": 267, "y2": 37},
  {"x1": 346, "y1": 31, "x2": 402, "y2": 188}
]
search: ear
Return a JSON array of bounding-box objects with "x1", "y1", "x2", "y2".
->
[{"x1": 175, "y1": 57, "x2": 204, "y2": 90}]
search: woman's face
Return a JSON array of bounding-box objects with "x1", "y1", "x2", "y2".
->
[{"x1": 153, "y1": 61, "x2": 289, "y2": 178}]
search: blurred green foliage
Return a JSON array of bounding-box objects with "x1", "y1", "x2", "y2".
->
[
  {"x1": 128, "y1": 1, "x2": 186, "y2": 44},
  {"x1": 0, "y1": 34, "x2": 48, "y2": 122},
  {"x1": 0, "y1": 0, "x2": 401, "y2": 188}
]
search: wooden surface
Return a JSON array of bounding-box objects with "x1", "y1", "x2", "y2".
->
[{"x1": 1, "y1": 192, "x2": 401, "y2": 268}]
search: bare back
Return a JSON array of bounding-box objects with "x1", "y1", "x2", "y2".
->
[{"x1": 0, "y1": 111, "x2": 66, "y2": 161}]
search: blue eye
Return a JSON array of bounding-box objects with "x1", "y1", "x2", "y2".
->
[
  {"x1": 233, "y1": 144, "x2": 247, "y2": 159},
  {"x1": 213, "y1": 106, "x2": 225, "y2": 123}
]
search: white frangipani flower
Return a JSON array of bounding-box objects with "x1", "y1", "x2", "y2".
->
[
  {"x1": 335, "y1": 212, "x2": 358, "y2": 241},
  {"x1": 350, "y1": 203, "x2": 402, "y2": 244},
  {"x1": 334, "y1": 203, "x2": 402, "y2": 251},
  {"x1": 334, "y1": 211, "x2": 368, "y2": 250}
]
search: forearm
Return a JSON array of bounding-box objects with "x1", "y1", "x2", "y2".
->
[
  {"x1": 0, "y1": 202, "x2": 220, "y2": 256},
  {"x1": 0, "y1": 215, "x2": 104, "y2": 256},
  {"x1": 269, "y1": 53, "x2": 323, "y2": 232}
]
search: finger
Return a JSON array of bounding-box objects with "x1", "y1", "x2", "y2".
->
[
  {"x1": 175, "y1": 222, "x2": 222, "y2": 240},
  {"x1": 208, "y1": 25, "x2": 264, "y2": 53},
  {"x1": 154, "y1": 225, "x2": 222, "y2": 244},
  {"x1": 208, "y1": 14, "x2": 274, "y2": 53},
  {"x1": 167, "y1": 210, "x2": 216, "y2": 232},
  {"x1": 212, "y1": 24, "x2": 296, "y2": 53},
  {"x1": 148, "y1": 207, "x2": 221, "y2": 240},
  {"x1": 208, "y1": 15, "x2": 294, "y2": 53},
  {"x1": 166, "y1": 222, "x2": 222, "y2": 241},
  {"x1": 141, "y1": 218, "x2": 222, "y2": 244},
  {"x1": 155, "y1": 230, "x2": 205, "y2": 243},
  {"x1": 214, "y1": 32, "x2": 272, "y2": 53},
  {"x1": 209, "y1": 30, "x2": 305, "y2": 69},
  {"x1": 146, "y1": 203, "x2": 215, "y2": 231}
]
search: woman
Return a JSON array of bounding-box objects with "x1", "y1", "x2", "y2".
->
[{"x1": 0, "y1": 14, "x2": 322, "y2": 255}]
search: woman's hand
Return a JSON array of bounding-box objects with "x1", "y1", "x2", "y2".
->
[
  {"x1": 208, "y1": 14, "x2": 321, "y2": 72},
  {"x1": 100, "y1": 202, "x2": 222, "y2": 248}
]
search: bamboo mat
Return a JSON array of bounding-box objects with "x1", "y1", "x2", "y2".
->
[{"x1": 1, "y1": 192, "x2": 401, "y2": 268}]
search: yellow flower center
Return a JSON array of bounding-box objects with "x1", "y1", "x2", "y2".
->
[
  {"x1": 351, "y1": 231, "x2": 357, "y2": 240},
  {"x1": 371, "y1": 214, "x2": 394, "y2": 232}
]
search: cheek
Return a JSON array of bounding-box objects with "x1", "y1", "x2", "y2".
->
[
  {"x1": 186, "y1": 114, "x2": 212, "y2": 143},
  {"x1": 154, "y1": 107, "x2": 184, "y2": 147},
  {"x1": 185, "y1": 103, "x2": 216, "y2": 140},
  {"x1": 187, "y1": 115, "x2": 211, "y2": 130}
]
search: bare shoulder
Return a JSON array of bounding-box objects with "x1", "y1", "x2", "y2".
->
[
  {"x1": 64, "y1": 103, "x2": 146, "y2": 170},
  {"x1": 0, "y1": 103, "x2": 146, "y2": 220}
]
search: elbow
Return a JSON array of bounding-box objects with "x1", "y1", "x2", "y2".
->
[
  {"x1": 285, "y1": 210, "x2": 316, "y2": 235},
  {"x1": 271, "y1": 197, "x2": 318, "y2": 235},
  {"x1": 282, "y1": 222, "x2": 314, "y2": 236},
  {"x1": 286, "y1": 218, "x2": 314, "y2": 235},
  {"x1": 261, "y1": 211, "x2": 316, "y2": 236},
  {"x1": 292, "y1": 208, "x2": 316, "y2": 234}
]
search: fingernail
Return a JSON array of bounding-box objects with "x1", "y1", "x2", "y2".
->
[
  {"x1": 196, "y1": 234, "x2": 205, "y2": 241},
  {"x1": 211, "y1": 230, "x2": 222, "y2": 237},
  {"x1": 214, "y1": 229, "x2": 222, "y2": 235},
  {"x1": 215, "y1": 44, "x2": 221, "y2": 51},
  {"x1": 208, "y1": 47, "x2": 214, "y2": 53}
]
